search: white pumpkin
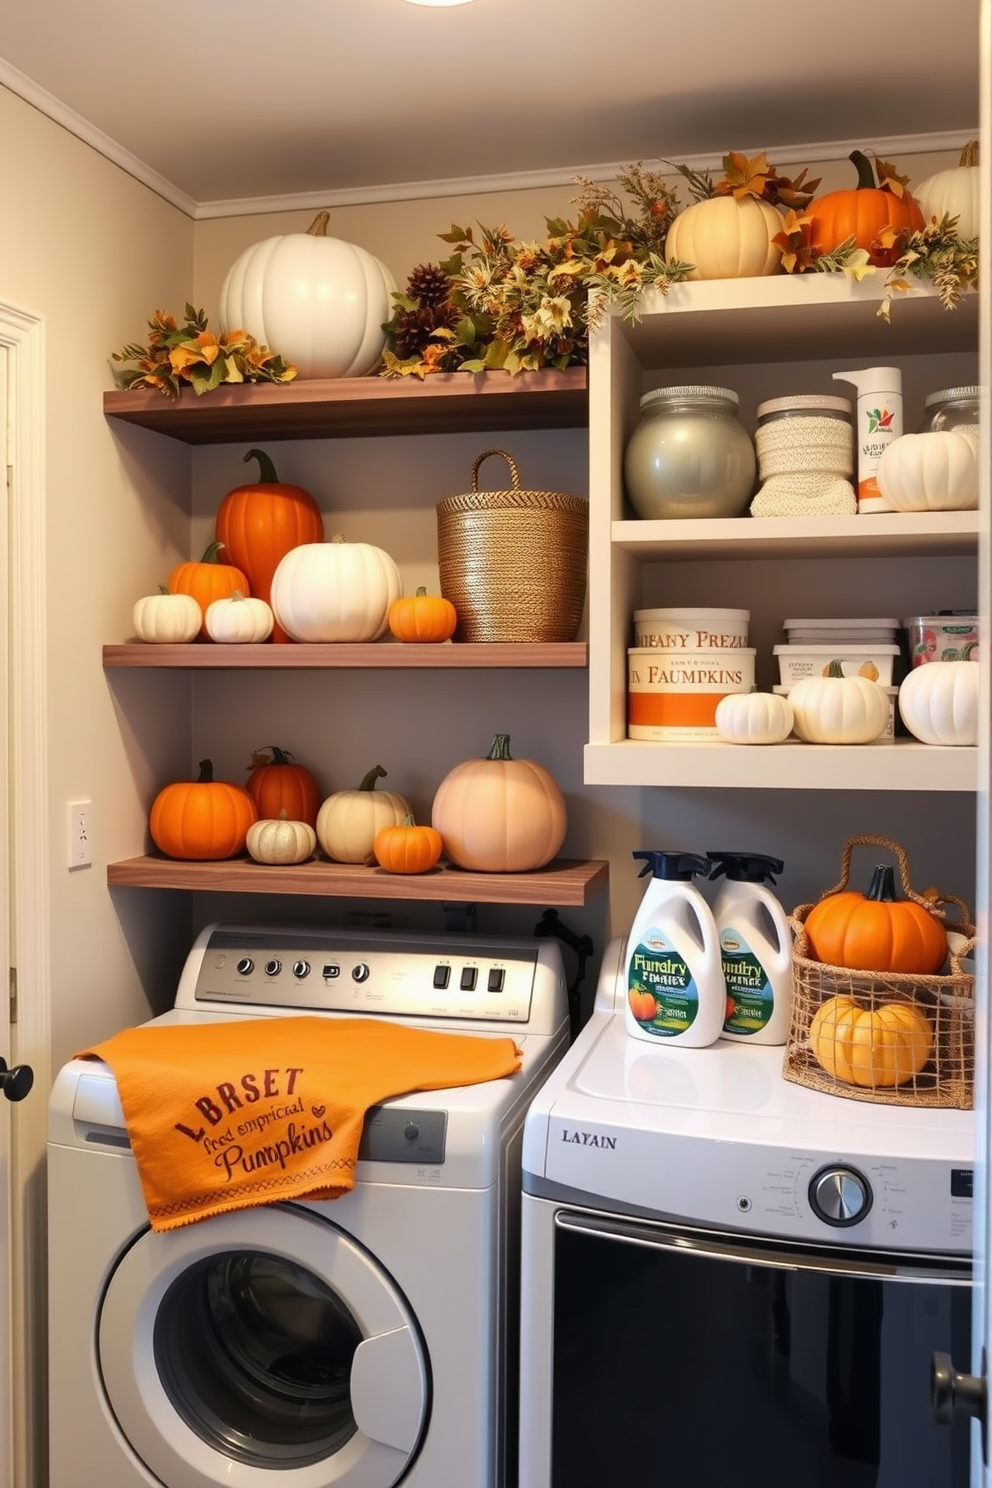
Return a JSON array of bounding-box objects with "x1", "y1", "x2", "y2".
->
[
  {"x1": 664, "y1": 196, "x2": 784, "y2": 280},
  {"x1": 875, "y1": 429, "x2": 979, "y2": 513},
  {"x1": 914, "y1": 141, "x2": 981, "y2": 241},
  {"x1": 898, "y1": 660, "x2": 979, "y2": 746},
  {"x1": 219, "y1": 211, "x2": 396, "y2": 379},
  {"x1": 788, "y1": 667, "x2": 890, "y2": 744},
  {"x1": 132, "y1": 590, "x2": 202, "y2": 644},
  {"x1": 204, "y1": 591, "x2": 275, "y2": 644},
  {"x1": 316, "y1": 766, "x2": 412, "y2": 864},
  {"x1": 715, "y1": 691, "x2": 794, "y2": 745},
  {"x1": 270, "y1": 534, "x2": 402, "y2": 643},
  {"x1": 246, "y1": 812, "x2": 317, "y2": 865}
]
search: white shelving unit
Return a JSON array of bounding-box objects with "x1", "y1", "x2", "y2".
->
[{"x1": 585, "y1": 276, "x2": 981, "y2": 791}]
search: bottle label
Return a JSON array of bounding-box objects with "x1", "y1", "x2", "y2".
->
[
  {"x1": 628, "y1": 934, "x2": 698, "y2": 1037},
  {"x1": 720, "y1": 929, "x2": 772, "y2": 1035}
]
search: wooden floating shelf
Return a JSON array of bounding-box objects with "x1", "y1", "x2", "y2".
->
[
  {"x1": 103, "y1": 641, "x2": 588, "y2": 670},
  {"x1": 107, "y1": 856, "x2": 610, "y2": 906},
  {"x1": 103, "y1": 367, "x2": 588, "y2": 444}
]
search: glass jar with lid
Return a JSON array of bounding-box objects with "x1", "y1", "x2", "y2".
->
[
  {"x1": 623, "y1": 385, "x2": 756, "y2": 520},
  {"x1": 924, "y1": 386, "x2": 983, "y2": 434}
]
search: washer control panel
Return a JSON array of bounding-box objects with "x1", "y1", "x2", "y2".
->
[{"x1": 179, "y1": 924, "x2": 567, "y2": 1030}]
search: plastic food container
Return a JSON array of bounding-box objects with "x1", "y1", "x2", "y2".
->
[
  {"x1": 628, "y1": 647, "x2": 756, "y2": 740},
  {"x1": 633, "y1": 607, "x2": 750, "y2": 650},
  {"x1": 773, "y1": 644, "x2": 900, "y2": 687},
  {"x1": 774, "y1": 683, "x2": 897, "y2": 738},
  {"x1": 783, "y1": 617, "x2": 900, "y2": 645},
  {"x1": 903, "y1": 615, "x2": 980, "y2": 666}
]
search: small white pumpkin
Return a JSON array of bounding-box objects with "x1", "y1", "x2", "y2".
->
[
  {"x1": 664, "y1": 195, "x2": 784, "y2": 280},
  {"x1": 788, "y1": 664, "x2": 890, "y2": 744},
  {"x1": 270, "y1": 534, "x2": 402, "y2": 643},
  {"x1": 246, "y1": 810, "x2": 317, "y2": 865},
  {"x1": 316, "y1": 765, "x2": 412, "y2": 864},
  {"x1": 875, "y1": 429, "x2": 979, "y2": 513},
  {"x1": 204, "y1": 590, "x2": 275, "y2": 644},
  {"x1": 132, "y1": 589, "x2": 202, "y2": 644},
  {"x1": 715, "y1": 690, "x2": 794, "y2": 745},
  {"x1": 914, "y1": 141, "x2": 980, "y2": 241},
  {"x1": 898, "y1": 660, "x2": 979, "y2": 747},
  {"x1": 218, "y1": 211, "x2": 396, "y2": 379}
]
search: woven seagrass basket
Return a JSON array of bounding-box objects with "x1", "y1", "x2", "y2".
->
[
  {"x1": 436, "y1": 449, "x2": 588, "y2": 643},
  {"x1": 784, "y1": 835, "x2": 975, "y2": 1110}
]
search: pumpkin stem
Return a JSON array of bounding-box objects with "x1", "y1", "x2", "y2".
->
[
  {"x1": 199, "y1": 540, "x2": 228, "y2": 565},
  {"x1": 827, "y1": 660, "x2": 846, "y2": 678},
  {"x1": 196, "y1": 759, "x2": 214, "y2": 784},
  {"x1": 358, "y1": 765, "x2": 387, "y2": 791},
  {"x1": 487, "y1": 733, "x2": 513, "y2": 760},
  {"x1": 244, "y1": 448, "x2": 281, "y2": 484},
  {"x1": 330, "y1": 533, "x2": 346, "y2": 544},
  {"x1": 306, "y1": 210, "x2": 331, "y2": 238},
  {"x1": 401, "y1": 813, "x2": 417, "y2": 827},
  {"x1": 849, "y1": 150, "x2": 877, "y2": 191},
  {"x1": 253, "y1": 746, "x2": 294, "y2": 766},
  {"x1": 865, "y1": 863, "x2": 898, "y2": 903},
  {"x1": 961, "y1": 140, "x2": 980, "y2": 167},
  {"x1": 416, "y1": 586, "x2": 428, "y2": 597},
  {"x1": 158, "y1": 584, "x2": 171, "y2": 595}
]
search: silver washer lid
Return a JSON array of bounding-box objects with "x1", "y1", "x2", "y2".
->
[{"x1": 640, "y1": 385, "x2": 739, "y2": 409}]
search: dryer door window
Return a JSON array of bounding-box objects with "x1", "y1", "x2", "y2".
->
[{"x1": 99, "y1": 1204, "x2": 431, "y2": 1488}]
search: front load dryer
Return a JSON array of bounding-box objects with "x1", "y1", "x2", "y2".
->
[{"x1": 48, "y1": 922, "x2": 569, "y2": 1488}]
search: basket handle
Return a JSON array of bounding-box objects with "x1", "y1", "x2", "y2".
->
[
  {"x1": 471, "y1": 449, "x2": 520, "y2": 492},
  {"x1": 819, "y1": 834, "x2": 949, "y2": 917}
]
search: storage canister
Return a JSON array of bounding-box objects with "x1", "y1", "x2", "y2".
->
[
  {"x1": 751, "y1": 395, "x2": 857, "y2": 517},
  {"x1": 436, "y1": 449, "x2": 588, "y2": 642},
  {"x1": 633, "y1": 607, "x2": 749, "y2": 650},
  {"x1": 623, "y1": 386, "x2": 756, "y2": 520},
  {"x1": 628, "y1": 647, "x2": 756, "y2": 740},
  {"x1": 924, "y1": 386, "x2": 983, "y2": 436}
]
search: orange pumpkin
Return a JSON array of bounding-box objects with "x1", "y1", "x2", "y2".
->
[
  {"x1": 373, "y1": 815, "x2": 444, "y2": 874},
  {"x1": 628, "y1": 988, "x2": 657, "y2": 1022},
  {"x1": 808, "y1": 994, "x2": 933, "y2": 1088},
  {"x1": 168, "y1": 542, "x2": 249, "y2": 639},
  {"x1": 246, "y1": 745, "x2": 320, "y2": 828},
  {"x1": 807, "y1": 150, "x2": 925, "y2": 267},
  {"x1": 803, "y1": 862, "x2": 947, "y2": 974},
  {"x1": 215, "y1": 449, "x2": 324, "y2": 643},
  {"x1": 388, "y1": 587, "x2": 457, "y2": 644},
  {"x1": 149, "y1": 759, "x2": 257, "y2": 860}
]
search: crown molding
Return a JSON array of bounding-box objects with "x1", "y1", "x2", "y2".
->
[{"x1": 0, "y1": 60, "x2": 974, "y2": 223}]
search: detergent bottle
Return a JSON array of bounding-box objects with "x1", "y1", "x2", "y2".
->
[
  {"x1": 624, "y1": 851, "x2": 725, "y2": 1048},
  {"x1": 706, "y1": 852, "x2": 792, "y2": 1045},
  {"x1": 832, "y1": 366, "x2": 903, "y2": 513}
]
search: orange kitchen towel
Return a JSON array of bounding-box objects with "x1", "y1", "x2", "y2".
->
[{"x1": 76, "y1": 1016, "x2": 522, "y2": 1232}]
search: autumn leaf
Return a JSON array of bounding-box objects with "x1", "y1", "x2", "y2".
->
[
  {"x1": 874, "y1": 157, "x2": 912, "y2": 198},
  {"x1": 716, "y1": 150, "x2": 774, "y2": 200}
]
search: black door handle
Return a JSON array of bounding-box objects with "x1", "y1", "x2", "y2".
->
[
  {"x1": 0, "y1": 1056, "x2": 33, "y2": 1102},
  {"x1": 933, "y1": 1348, "x2": 987, "y2": 1462}
]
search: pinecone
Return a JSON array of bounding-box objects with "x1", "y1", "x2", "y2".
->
[
  {"x1": 407, "y1": 263, "x2": 454, "y2": 309},
  {"x1": 392, "y1": 303, "x2": 459, "y2": 361}
]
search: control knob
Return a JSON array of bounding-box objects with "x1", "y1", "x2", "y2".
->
[
  {"x1": 352, "y1": 963, "x2": 371, "y2": 984},
  {"x1": 293, "y1": 961, "x2": 311, "y2": 980},
  {"x1": 264, "y1": 959, "x2": 282, "y2": 978},
  {"x1": 808, "y1": 1165, "x2": 872, "y2": 1227},
  {"x1": 236, "y1": 957, "x2": 254, "y2": 977}
]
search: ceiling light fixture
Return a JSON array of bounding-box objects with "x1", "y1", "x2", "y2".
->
[{"x1": 401, "y1": 0, "x2": 480, "y2": 7}]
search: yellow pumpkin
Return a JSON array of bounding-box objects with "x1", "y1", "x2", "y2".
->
[
  {"x1": 431, "y1": 733, "x2": 566, "y2": 872},
  {"x1": 808, "y1": 994, "x2": 933, "y2": 1088},
  {"x1": 316, "y1": 765, "x2": 411, "y2": 865}
]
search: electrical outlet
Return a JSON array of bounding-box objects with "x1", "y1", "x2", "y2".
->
[{"x1": 68, "y1": 801, "x2": 92, "y2": 869}]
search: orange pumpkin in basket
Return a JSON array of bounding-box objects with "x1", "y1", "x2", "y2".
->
[
  {"x1": 808, "y1": 995, "x2": 933, "y2": 1088},
  {"x1": 803, "y1": 863, "x2": 947, "y2": 974}
]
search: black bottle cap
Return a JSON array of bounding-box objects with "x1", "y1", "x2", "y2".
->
[
  {"x1": 706, "y1": 852, "x2": 785, "y2": 885},
  {"x1": 633, "y1": 851, "x2": 711, "y2": 881}
]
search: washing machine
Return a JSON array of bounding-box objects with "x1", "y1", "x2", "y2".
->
[
  {"x1": 48, "y1": 921, "x2": 569, "y2": 1488},
  {"x1": 519, "y1": 936, "x2": 975, "y2": 1488}
]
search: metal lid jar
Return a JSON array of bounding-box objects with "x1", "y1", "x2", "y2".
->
[
  {"x1": 924, "y1": 386, "x2": 983, "y2": 433},
  {"x1": 623, "y1": 385, "x2": 756, "y2": 520}
]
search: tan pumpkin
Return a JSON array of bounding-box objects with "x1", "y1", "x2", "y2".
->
[
  {"x1": 246, "y1": 810, "x2": 317, "y2": 865},
  {"x1": 665, "y1": 195, "x2": 784, "y2": 280},
  {"x1": 808, "y1": 994, "x2": 933, "y2": 1088},
  {"x1": 316, "y1": 765, "x2": 411, "y2": 865},
  {"x1": 431, "y1": 733, "x2": 567, "y2": 872}
]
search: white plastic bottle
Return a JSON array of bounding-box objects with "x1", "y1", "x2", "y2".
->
[
  {"x1": 624, "y1": 851, "x2": 725, "y2": 1048},
  {"x1": 706, "y1": 852, "x2": 793, "y2": 1046},
  {"x1": 832, "y1": 366, "x2": 903, "y2": 513}
]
